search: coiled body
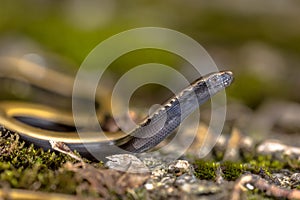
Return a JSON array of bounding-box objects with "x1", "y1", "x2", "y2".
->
[{"x1": 0, "y1": 57, "x2": 233, "y2": 159}]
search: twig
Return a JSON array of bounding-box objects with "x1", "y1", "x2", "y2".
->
[{"x1": 231, "y1": 174, "x2": 300, "y2": 200}]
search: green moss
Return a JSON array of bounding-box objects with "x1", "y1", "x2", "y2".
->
[
  {"x1": 221, "y1": 161, "x2": 245, "y2": 181},
  {"x1": 0, "y1": 132, "x2": 75, "y2": 169},
  {"x1": 0, "y1": 129, "x2": 107, "y2": 198},
  {"x1": 248, "y1": 155, "x2": 286, "y2": 171},
  {"x1": 194, "y1": 154, "x2": 299, "y2": 182},
  {"x1": 1, "y1": 129, "x2": 299, "y2": 199},
  {"x1": 194, "y1": 160, "x2": 246, "y2": 181},
  {"x1": 193, "y1": 160, "x2": 218, "y2": 180},
  {"x1": 0, "y1": 130, "x2": 146, "y2": 199},
  {"x1": 0, "y1": 130, "x2": 83, "y2": 193}
]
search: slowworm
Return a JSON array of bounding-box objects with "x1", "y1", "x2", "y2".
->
[{"x1": 0, "y1": 57, "x2": 234, "y2": 159}]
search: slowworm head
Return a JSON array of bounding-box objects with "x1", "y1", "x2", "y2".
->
[{"x1": 205, "y1": 70, "x2": 234, "y2": 94}]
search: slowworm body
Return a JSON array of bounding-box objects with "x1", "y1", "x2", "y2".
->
[{"x1": 0, "y1": 57, "x2": 234, "y2": 159}]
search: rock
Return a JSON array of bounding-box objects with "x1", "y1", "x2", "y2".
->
[{"x1": 105, "y1": 154, "x2": 149, "y2": 173}]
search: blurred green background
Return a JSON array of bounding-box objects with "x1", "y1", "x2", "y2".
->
[{"x1": 1, "y1": 0, "x2": 300, "y2": 109}]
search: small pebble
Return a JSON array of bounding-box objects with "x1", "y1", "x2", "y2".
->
[
  {"x1": 105, "y1": 154, "x2": 149, "y2": 173},
  {"x1": 168, "y1": 160, "x2": 191, "y2": 176}
]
